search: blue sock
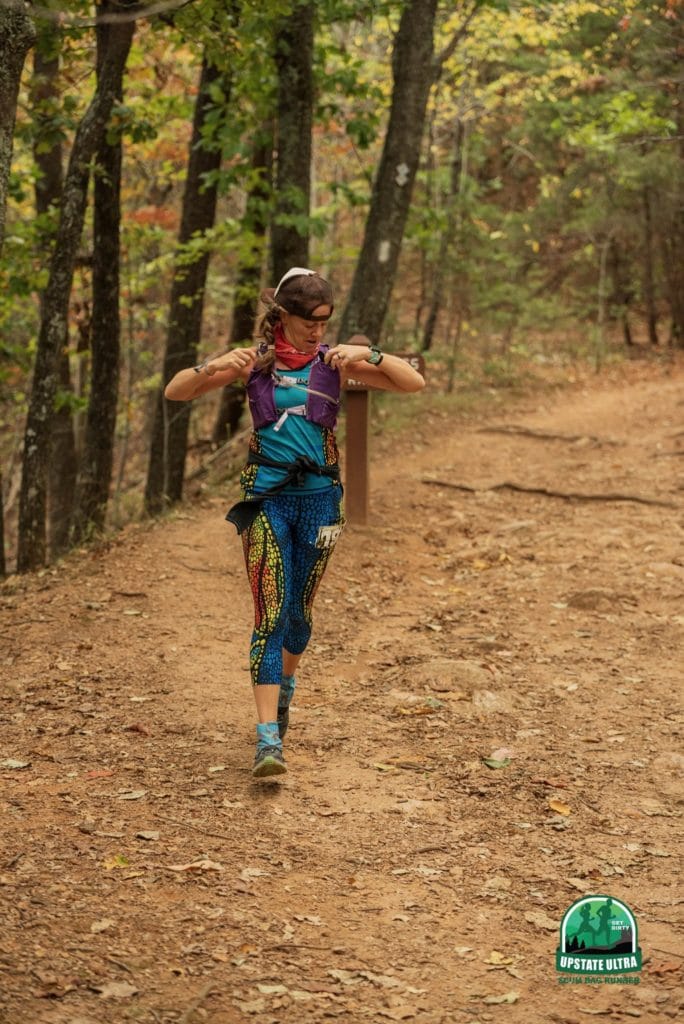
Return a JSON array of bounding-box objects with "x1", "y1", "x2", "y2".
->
[
  {"x1": 256, "y1": 722, "x2": 280, "y2": 750},
  {"x1": 279, "y1": 674, "x2": 296, "y2": 709}
]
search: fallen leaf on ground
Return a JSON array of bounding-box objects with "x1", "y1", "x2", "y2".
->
[
  {"x1": 482, "y1": 990, "x2": 519, "y2": 1004},
  {"x1": 385, "y1": 760, "x2": 433, "y2": 772},
  {"x1": 103, "y1": 855, "x2": 129, "y2": 870},
  {"x1": 168, "y1": 859, "x2": 223, "y2": 873},
  {"x1": 85, "y1": 769, "x2": 114, "y2": 780},
  {"x1": 293, "y1": 914, "x2": 323, "y2": 925},
  {"x1": 531, "y1": 775, "x2": 572, "y2": 788},
  {"x1": 488, "y1": 747, "x2": 515, "y2": 761},
  {"x1": 117, "y1": 790, "x2": 147, "y2": 801},
  {"x1": 394, "y1": 704, "x2": 437, "y2": 716},
  {"x1": 234, "y1": 998, "x2": 266, "y2": 1013},
  {"x1": 94, "y1": 980, "x2": 139, "y2": 999},
  {"x1": 377, "y1": 1006, "x2": 418, "y2": 1020},
  {"x1": 484, "y1": 951, "x2": 514, "y2": 965},
  {"x1": 482, "y1": 757, "x2": 511, "y2": 770},
  {"x1": 33, "y1": 980, "x2": 78, "y2": 999},
  {"x1": 1, "y1": 759, "x2": 30, "y2": 770},
  {"x1": 524, "y1": 910, "x2": 557, "y2": 931},
  {"x1": 548, "y1": 798, "x2": 572, "y2": 815},
  {"x1": 646, "y1": 961, "x2": 681, "y2": 975},
  {"x1": 239, "y1": 867, "x2": 269, "y2": 880},
  {"x1": 565, "y1": 877, "x2": 589, "y2": 891},
  {"x1": 90, "y1": 918, "x2": 115, "y2": 934},
  {"x1": 328, "y1": 968, "x2": 403, "y2": 989},
  {"x1": 135, "y1": 831, "x2": 159, "y2": 841}
]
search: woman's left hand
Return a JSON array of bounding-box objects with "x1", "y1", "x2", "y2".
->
[{"x1": 324, "y1": 342, "x2": 373, "y2": 369}]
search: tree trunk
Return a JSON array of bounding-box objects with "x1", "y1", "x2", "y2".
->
[
  {"x1": 72, "y1": 4, "x2": 128, "y2": 540},
  {"x1": 213, "y1": 133, "x2": 272, "y2": 446},
  {"x1": 270, "y1": 1, "x2": 314, "y2": 279},
  {"x1": 661, "y1": 73, "x2": 684, "y2": 346},
  {"x1": 144, "y1": 57, "x2": 227, "y2": 514},
  {"x1": 0, "y1": 0, "x2": 35, "y2": 575},
  {"x1": 32, "y1": 34, "x2": 63, "y2": 222},
  {"x1": 0, "y1": 471, "x2": 5, "y2": 577},
  {"x1": 31, "y1": 26, "x2": 79, "y2": 558},
  {"x1": 337, "y1": 0, "x2": 438, "y2": 344},
  {"x1": 0, "y1": 0, "x2": 35, "y2": 251},
  {"x1": 608, "y1": 238, "x2": 633, "y2": 347},
  {"x1": 16, "y1": 10, "x2": 134, "y2": 573},
  {"x1": 641, "y1": 186, "x2": 659, "y2": 346},
  {"x1": 422, "y1": 116, "x2": 464, "y2": 352}
]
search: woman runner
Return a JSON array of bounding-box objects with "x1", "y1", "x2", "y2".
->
[{"x1": 165, "y1": 268, "x2": 425, "y2": 778}]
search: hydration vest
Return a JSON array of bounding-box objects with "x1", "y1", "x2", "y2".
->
[{"x1": 246, "y1": 346, "x2": 341, "y2": 431}]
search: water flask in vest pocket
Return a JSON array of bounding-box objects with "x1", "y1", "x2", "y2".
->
[{"x1": 315, "y1": 524, "x2": 344, "y2": 550}]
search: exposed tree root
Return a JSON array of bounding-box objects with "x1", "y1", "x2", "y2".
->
[
  {"x1": 477, "y1": 425, "x2": 620, "y2": 445},
  {"x1": 422, "y1": 477, "x2": 676, "y2": 508}
]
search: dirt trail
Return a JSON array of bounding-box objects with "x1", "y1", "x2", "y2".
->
[{"x1": 1, "y1": 361, "x2": 683, "y2": 1024}]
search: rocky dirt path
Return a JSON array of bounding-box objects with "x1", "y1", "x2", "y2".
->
[{"x1": 1, "y1": 360, "x2": 682, "y2": 1024}]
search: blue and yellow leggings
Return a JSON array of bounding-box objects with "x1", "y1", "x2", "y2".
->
[{"x1": 241, "y1": 488, "x2": 344, "y2": 685}]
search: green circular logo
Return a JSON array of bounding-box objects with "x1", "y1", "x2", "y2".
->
[{"x1": 556, "y1": 895, "x2": 642, "y2": 976}]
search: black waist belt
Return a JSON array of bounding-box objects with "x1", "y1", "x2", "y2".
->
[{"x1": 226, "y1": 451, "x2": 341, "y2": 534}]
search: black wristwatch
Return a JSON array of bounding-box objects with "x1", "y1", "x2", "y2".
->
[{"x1": 367, "y1": 345, "x2": 383, "y2": 366}]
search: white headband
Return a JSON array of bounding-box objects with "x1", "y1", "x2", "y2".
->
[{"x1": 274, "y1": 266, "x2": 316, "y2": 298}]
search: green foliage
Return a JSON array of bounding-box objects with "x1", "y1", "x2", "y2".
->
[{"x1": 2, "y1": 0, "x2": 682, "y2": 571}]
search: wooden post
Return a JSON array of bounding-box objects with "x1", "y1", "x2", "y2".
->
[
  {"x1": 343, "y1": 352, "x2": 424, "y2": 526},
  {"x1": 344, "y1": 389, "x2": 370, "y2": 524}
]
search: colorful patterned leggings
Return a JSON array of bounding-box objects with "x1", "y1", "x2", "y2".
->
[{"x1": 241, "y1": 488, "x2": 344, "y2": 685}]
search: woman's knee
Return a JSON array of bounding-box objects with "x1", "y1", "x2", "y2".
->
[{"x1": 284, "y1": 616, "x2": 311, "y2": 655}]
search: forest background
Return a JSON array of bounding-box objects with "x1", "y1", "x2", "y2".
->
[{"x1": 0, "y1": 0, "x2": 681, "y2": 575}]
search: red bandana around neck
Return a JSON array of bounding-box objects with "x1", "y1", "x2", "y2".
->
[{"x1": 274, "y1": 323, "x2": 320, "y2": 369}]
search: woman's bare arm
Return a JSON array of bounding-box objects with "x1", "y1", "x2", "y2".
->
[
  {"x1": 324, "y1": 336, "x2": 425, "y2": 393},
  {"x1": 164, "y1": 347, "x2": 259, "y2": 401}
]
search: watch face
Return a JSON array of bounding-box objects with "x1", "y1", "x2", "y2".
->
[{"x1": 368, "y1": 348, "x2": 382, "y2": 365}]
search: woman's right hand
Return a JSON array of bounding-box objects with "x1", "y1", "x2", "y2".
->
[
  {"x1": 205, "y1": 347, "x2": 258, "y2": 376},
  {"x1": 165, "y1": 346, "x2": 259, "y2": 401}
]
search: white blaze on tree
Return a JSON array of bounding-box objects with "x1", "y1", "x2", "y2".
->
[{"x1": 395, "y1": 162, "x2": 410, "y2": 186}]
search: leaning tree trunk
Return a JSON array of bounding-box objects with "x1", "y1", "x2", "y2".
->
[
  {"x1": 72, "y1": 4, "x2": 128, "y2": 541},
  {"x1": 337, "y1": 0, "x2": 438, "y2": 344},
  {"x1": 270, "y1": 1, "x2": 314, "y2": 280},
  {"x1": 144, "y1": 57, "x2": 227, "y2": 514},
  {"x1": 16, "y1": 10, "x2": 134, "y2": 573},
  {"x1": 213, "y1": 132, "x2": 272, "y2": 446}
]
